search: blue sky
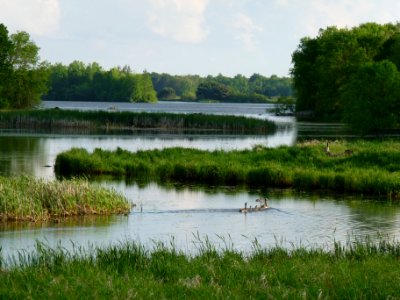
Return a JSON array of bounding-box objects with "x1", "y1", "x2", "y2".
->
[{"x1": 1, "y1": 0, "x2": 400, "y2": 77}]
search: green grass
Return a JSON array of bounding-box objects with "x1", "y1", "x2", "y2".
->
[
  {"x1": 55, "y1": 140, "x2": 400, "y2": 198},
  {"x1": 1, "y1": 239, "x2": 399, "y2": 299},
  {"x1": 0, "y1": 176, "x2": 130, "y2": 221},
  {"x1": 0, "y1": 109, "x2": 276, "y2": 133}
]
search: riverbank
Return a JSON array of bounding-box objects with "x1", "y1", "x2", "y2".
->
[
  {"x1": 0, "y1": 177, "x2": 130, "y2": 221},
  {"x1": 1, "y1": 239, "x2": 399, "y2": 298},
  {"x1": 55, "y1": 140, "x2": 400, "y2": 198},
  {"x1": 0, "y1": 109, "x2": 276, "y2": 133}
]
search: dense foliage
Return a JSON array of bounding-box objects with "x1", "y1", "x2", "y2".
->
[
  {"x1": 0, "y1": 24, "x2": 48, "y2": 109},
  {"x1": 43, "y1": 62, "x2": 157, "y2": 103},
  {"x1": 292, "y1": 22, "x2": 400, "y2": 132},
  {"x1": 56, "y1": 140, "x2": 400, "y2": 198},
  {"x1": 151, "y1": 72, "x2": 293, "y2": 102}
]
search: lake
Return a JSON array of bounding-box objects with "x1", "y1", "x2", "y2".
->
[{"x1": 1, "y1": 101, "x2": 399, "y2": 260}]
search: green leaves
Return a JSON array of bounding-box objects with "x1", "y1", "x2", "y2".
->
[
  {"x1": 292, "y1": 22, "x2": 400, "y2": 130},
  {"x1": 0, "y1": 24, "x2": 48, "y2": 108},
  {"x1": 341, "y1": 60, "x2": 400, "y2": 133}
]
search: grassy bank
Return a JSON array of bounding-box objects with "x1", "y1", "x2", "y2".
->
[
  {"x1": 1, "y1": 240, "x2": 399, "y2": 298},
  {"x1": 0, "y1": 177, "x2": 130, "y2": 221},
  {"x1": 55, "y1": 140, "x2": 400, "y2": 198},
  {"x1": 0, "y1": 109, "x2": 276, "y2": 133}
]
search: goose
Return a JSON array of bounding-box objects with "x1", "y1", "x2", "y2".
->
[
  {"x1": 256, "y1": 197, "x2": 269, "y2": 208},
  {"x1": 239, "y1": 202, "x2": 248, "y2": 213}
]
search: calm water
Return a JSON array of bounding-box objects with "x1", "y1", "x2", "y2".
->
[{"x1": 1, "y1": 101, "x2": 399, "y2": 259}]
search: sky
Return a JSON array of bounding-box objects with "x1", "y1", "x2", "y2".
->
[{"x1": 0, "y1": 0, "x2": 400, "y2": 77}]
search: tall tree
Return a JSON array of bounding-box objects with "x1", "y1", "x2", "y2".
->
[
  {"x1": 0, "y1": 24, "x2": 12, "y2": 108},
  {"x1": 341, "y1": 60, "x2": 400, "y2": 133},
  {"x1": 0, "y1": 27, "x2": 48, "y2": 108}
]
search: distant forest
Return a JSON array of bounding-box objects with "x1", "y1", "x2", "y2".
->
[
  {"x1": 43, "y1": 61, "x2": 293, "y2": 103},
  {"x1": 151, "y1": 73, "x2": 293, "y2": 103},
  {"x1": 43, "y1": 62, "x2": 157, "y2": 103}
]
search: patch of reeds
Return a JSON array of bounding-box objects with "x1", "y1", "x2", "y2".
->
[
  {"x1": 1, "y1": 238, "x2": 400, "y2": 298},
  {"x1": 55, "y1": 140, "x2": 400, "y2": 198},
  {"x1": 0, "y1": 109, "x2": 276, "y2": 133},
  {"x1": 0, "y1": 176, "x2": 130, "y2": 221}
]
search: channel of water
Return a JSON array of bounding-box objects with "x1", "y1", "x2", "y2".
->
[{"x1": 1, "y1": 101, "x2": 399, "y2": 260}]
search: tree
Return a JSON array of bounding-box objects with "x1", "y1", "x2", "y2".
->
[
  {"x1": 341, "y1": 60, "x2": 400, "y2": 133},
  {"x1": 157, "y1": 87, "x2": 177, "y2": 100},
  {"x1": 196, "y1": 81, "x2": 232, "y2": 101},
  {"x1": 0, "y1": 24, "x2": 12, "y2": 108},
  {"x1": 291, "y1": 22, "x2": 400, "y2": 120},
  {"x1": 0, "y1": 28, "x2": 49, "y2": 108}
]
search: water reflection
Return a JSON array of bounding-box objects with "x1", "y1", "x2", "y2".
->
[
  {"x1": 0, "y1": 126, "x2": 295, "y2": 179},
  {"x1": 1, "y1": 182, "x2": 399, "y2": 260}
]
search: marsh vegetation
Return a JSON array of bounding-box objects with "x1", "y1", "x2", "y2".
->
[
  {"x1": 0, "y1": 176, "x2": 130, "y2": 221},
  {"x1": 1, "y1": 239, "x2": 399, "y2": 299},
  {"x1": 55, "y1": 140, "x2": 400, "y2": 198},
  {"x1": 0, "y1": 109, "x2": 276, "y2": 133}
]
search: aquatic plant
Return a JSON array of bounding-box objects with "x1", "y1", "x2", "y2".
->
[
  {"x1": 0, "y1": 109, "x2": 276, "y2": 133},
  {"x1": 0, "y1": 176, "x2": 130, "y2": 221},
  {"x1": 55, "y1": 140, "x2": 400, "y2": 198}
]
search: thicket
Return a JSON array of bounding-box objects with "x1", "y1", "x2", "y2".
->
[
  {"x1": 1, "y1": 239, "x2": 400, "y2": 298},
  {"x1": 292, "y1": 22, "x2": 400, "y2": 133},
  {"x1": 55, "y1": 140, "x2": 400, "y2": 198}
]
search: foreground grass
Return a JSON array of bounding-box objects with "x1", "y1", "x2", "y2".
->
[
  {"x1": 0, "y1": 109, "x2": 276, "y2": 133},
  {"x1": 0, "y1": 177, "x2": 130, "y2": 221},
  {"x1": 56, "y1": 140, "x2": 400, "y2": 198},
  {"x1": 1, "y1": 240, "x2": 399, "y2": 299}
]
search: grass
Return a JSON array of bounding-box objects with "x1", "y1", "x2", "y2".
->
[
  {"x1": 0, "y1": 109, "x2": 276, "y2": 133},
  {"x1": 0, "y1": 176, "x2": 130, "y2": 221},
  {"x1": 55, "y1": 140, "x2": 400, "y2": 198},
  {"x1": 0, "y1": 239, "x2": 399, "y2": 299}
]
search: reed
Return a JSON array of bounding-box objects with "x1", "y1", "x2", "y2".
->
[
  {"x1": 55, "y1": 140, "x2": 400, "y2": 198},
  {"x1": 0, "y1": 176, "x2": 130, "y2": 221},
  {"x1": 1, "y1": 239, "x2": 399, "y2": 298},
  {"x1": 0, "y1": 109, "x2": 276, "y2": 133}
]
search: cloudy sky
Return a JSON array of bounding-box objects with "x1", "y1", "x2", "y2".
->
[{"x1": 0, "y1": 0, "x2": 399, "y2": 77}]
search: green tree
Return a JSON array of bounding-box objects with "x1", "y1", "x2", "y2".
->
[
  {"x1": 341, "y1": 60, "x2": 400, "y2": 133},
  {"x1": 157, "y1": 87, "x2": 177, "y2": 100},
  {"x1": 0, "y1": 24, "x2": 12, "y2": 108},
  {"x1": 292, "y1": 22, "x2": 400, "y2": 120},
  {"x1": 1, "y1": 29, "x2": 49, "y2": 108},
  {"x1": 196, "y1": 81, "x2": 232, "y2": 101}
]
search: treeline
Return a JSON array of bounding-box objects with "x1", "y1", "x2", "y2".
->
[
  {"x1": 292, "y1": 22, "x2": 400, "y2": 133},
  {"x1": 151, "y1": 73, "x2": 293, "y2": 102},
  {"x1": 0, "y1": 24, "x2": 48, "y2": 109},
  {"x1": 43, "y1": 62, "x2": 157, "y2": 103}
]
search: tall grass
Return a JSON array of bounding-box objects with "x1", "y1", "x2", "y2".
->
[
  {"x1": 0, "y1": 109, "x2": 276, "y2": 133},
  {"x1": 55, "y1": 140, "x2": 400, "y2": 198},
  {"x1": 1, "y1": 239, "x2": 400, "y2": 298},
  {"x1": 0, "y1": 176, "x2": 130, "y2": 221}
]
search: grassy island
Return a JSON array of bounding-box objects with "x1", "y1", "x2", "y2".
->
[
  {"x1": 55, "y1": 140, "x2": 400, "y2": 198},
  {"x1": 0, "y1": 177, "x2": 130, "y2": 221},
  {"x1": 1, "y1": 240, "x2": 399, "y2": 298},
  {"x1": 0, "y1": 109, "x2": 276, "y2": 133}
]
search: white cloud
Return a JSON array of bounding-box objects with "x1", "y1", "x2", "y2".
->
[
  {"x1": 274, "y1": 0, "x2": 400, "y2": 37},
  {"x1": 148, "y1": 0, "x2": 209, "y2": 43},
  {"x1": 0, "y1": 0, "x2": 60, "y2": 36},
  {"x1": 233, "y1": 13, "x2": 262, "y2": 51}
]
